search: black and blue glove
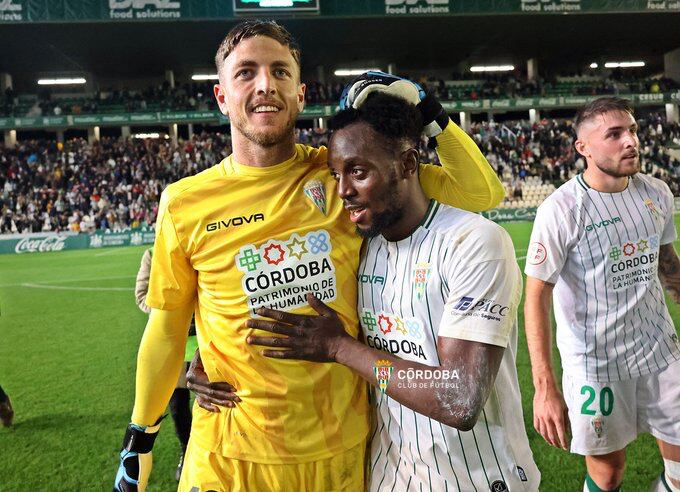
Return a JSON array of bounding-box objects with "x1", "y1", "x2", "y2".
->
[
  {"x1": 113, "y1": 421, "x2": 161, "y2": 492},
  {"x1": 339, "y1": 70, "x2": 449, "y2": 137}
]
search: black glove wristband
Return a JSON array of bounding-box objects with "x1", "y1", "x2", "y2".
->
[
  {"x1": 417, "y1": 93, "x2": 449, "y2": 133},
  {"x1": 121, "y1": 423, "x2": 159, "y2": 454}
]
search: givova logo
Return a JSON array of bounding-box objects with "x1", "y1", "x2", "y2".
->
[
  {"x1": 0, "y1": 0, "x2": 22, "y2": 22},
  {"x1": 385, "y1": 0, "x2": 449, "y2": 15},
  {"x1": 109, "y1": 0, "x2": 181, "y2": 19},
  {"x1": 585, "y1": 216, "x2": 621, "y2": 232}
]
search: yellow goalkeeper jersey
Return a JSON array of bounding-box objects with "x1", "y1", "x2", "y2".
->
[{"x1": 145, "y1": 123, "x2": 503, "y2": 464}]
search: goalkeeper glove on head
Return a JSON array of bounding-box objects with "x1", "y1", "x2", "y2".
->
[
  {"x1": 338, "y1": 70, "x2": 449, "y2": 137},
  {"x1": 113, "y1": 420, "x2": 161, "y2": 492}
]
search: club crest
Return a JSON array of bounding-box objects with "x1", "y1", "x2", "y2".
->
[
  {"x1": 591, "y1": 414, "x2": 604, "y2": 438},
  {"x1": 644, "y1": 198, "x2": 658, "y2": 216},
  {"x1": 373, "y1": 359, "x2": 394, "y2": 394},
  {"x1": 413, "y1": 262, "x2": 431, "y2": 300},
  {"x1": 304, "y1": 179, "x2": 327, "y2": 215}
]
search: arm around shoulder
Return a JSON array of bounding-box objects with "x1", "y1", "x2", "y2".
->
[{"x1": 419, "y1": 120, "x2": 504, "y2": 212}]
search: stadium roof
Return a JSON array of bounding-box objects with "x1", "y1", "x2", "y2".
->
[{"x1": 1, "y1": 13, "x2": 678, "y2": 87}]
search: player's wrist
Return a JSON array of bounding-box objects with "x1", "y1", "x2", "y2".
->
[
  {"x1": 532, "y1": 373, "x2": 559, "y2": 393},
  {"x1": 332, "y1": 336, "x2": 357, "y2": 365}
]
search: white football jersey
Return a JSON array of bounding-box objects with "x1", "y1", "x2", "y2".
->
[
  {"x1": 525, "y1": 173, "x2": 680, "y2": 383},
  {"x1": 359, "y1": 201, "x2": 539, "y2": 492}
]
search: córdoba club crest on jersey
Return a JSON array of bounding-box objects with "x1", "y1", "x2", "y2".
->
[
  {"x1": 304, "y1": 179, "x2": 327, "y2": 215},
  {"x1": 374, "y1": 359, "x2": 394, "y2": 394}
]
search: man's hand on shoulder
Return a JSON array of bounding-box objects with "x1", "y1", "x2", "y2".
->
[{"x1": 246, "y1": 293, "x2": 353, "y2": 362}]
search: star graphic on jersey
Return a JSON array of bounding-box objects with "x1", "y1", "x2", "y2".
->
[
  {"x1": 623, "y1": 242, "x2": 636, "y2": 257},
  {"x1": 636, "y1": 239, "x2": 649, "y2": 253},
  {"x1": 378, "y1": 314, "x2": 393, "y2": 335},
  {"x1": 263, "y1": 243, "x2": 286, "y2": 265},
  {"x1": 286, "y1": 236, "x2": 308, "y2": 260}
]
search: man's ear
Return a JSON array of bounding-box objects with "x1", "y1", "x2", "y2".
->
[
  {"x1": 214, "y1": 83, "x2": 229, "y2": 117},
  {"x1": 574, "y1": 138, "x2": 588, "y2": 159},
  {"x1": 297, "y1": 83, "x2": 306, "y2": 112},
  {"x1": 400, "y1": 148, "x2": 420, "y2": 179}
]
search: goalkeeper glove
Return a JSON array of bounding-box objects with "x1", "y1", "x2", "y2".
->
[
  {"x1": 339, "y1": 70, "x2": 449, "y2": 138},
  {"x1": 113, "y1": 420, "x2": 162, "y2": 492}
]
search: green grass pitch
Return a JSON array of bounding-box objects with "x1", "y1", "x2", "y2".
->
[{"x1": 1, "y1": 217, "x2": 679, "y2": 491}]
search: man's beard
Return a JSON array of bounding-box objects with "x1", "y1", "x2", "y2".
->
[
  {"x1": 355, "y1": 171, "x2": 404, "y2": 239},
  {"x1": 595, "y1": 156, "x2": 641, "y2": 178},
  {"x1": 355, "y1": 205, "x2": 404, "y2": 239},
  {"x1": 233, "y1": 111, "x2": 297, "y2": 148}
]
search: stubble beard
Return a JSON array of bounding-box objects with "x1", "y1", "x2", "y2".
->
[
  {"x1": 355, "y1": 171, "x2": 405, "y2": 239},
  {"x1": 232, "y1": 109, "x2": 298, "y2": 148},
  {"x1": 595, "y1": 155, "x2": 641, "y2": 179}
]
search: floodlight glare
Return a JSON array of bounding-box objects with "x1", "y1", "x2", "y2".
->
[
  {"x1": 37, "y1": 78, "x2": 87, "y2": 85},
  {"x1": 469, "y1": 65, "x2": 515, "y2": 72},
  {"x1": 133, "y1": 133, "x2": 167, "y2": 139},
  {"x1": 334, "y1": 68, "x2": 382, "y2": 77},
  {"x1": 589, "y1": 63, "x2": 599, "y2": 68},
  {"x1": 191, "y1": 74, "x2": 219, "y2": 81},
  {"x1": 604, "y1": 61, "x2": 645, "y2": 68}
]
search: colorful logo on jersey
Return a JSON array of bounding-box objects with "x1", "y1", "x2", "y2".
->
[
  {"x1": 373, "y1": 359, "x2": 393, "y2": 394},
  {"x1": 527, "y1": 241, "x2": 547, "y2": 265},
  {"x1": 609, "y1": 234, "x2": 659, "y2": 262},
  {"x1": 303, "y1": 179, "x2": 326, "y2": 215},
  {"x1": 644, "y1": 198, "x2": 659, "y2": 216},
  {"x1": 360, "y1": 309, "x2": 424, "y2": 340},
  {"x1": 591, "y1": 415, "x2": 604, "y2": 438},
  {"x1": 235, "y1": 230, "x2": 336, "y2": 315},
  {"x1": 412, "y1": 262, "x2": 431, "y2": 300}
]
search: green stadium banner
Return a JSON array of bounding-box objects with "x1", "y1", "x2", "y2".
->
[
  {"x1": 2, "y1": 92, "x2": 678, "y2": 130},
  {"x1": 482, "y1": 207, "x2": 538, "y2": 222},
  {"x1": 0, "y1": 226, "x2": 156, "y2": 255},
  {"x1": 0, "y1": 0, "x2": 678, "y2": 23}
]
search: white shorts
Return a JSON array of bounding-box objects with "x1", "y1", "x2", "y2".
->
[{"x1": 563, "y1": 359, "x2": 680, "y2": 456}]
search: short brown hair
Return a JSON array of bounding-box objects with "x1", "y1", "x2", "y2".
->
[
  {"x1": 574, "y1": 97, "x2": 634, "y2": 135},
  {"x1": 214, "y1": 20, "x2": 301, "y2": 75}
]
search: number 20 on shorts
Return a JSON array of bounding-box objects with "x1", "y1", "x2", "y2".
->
[{"x1": 580, "y1": 385, "x2": 614, "y2": 416}]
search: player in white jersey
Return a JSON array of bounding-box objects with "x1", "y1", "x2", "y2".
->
[
  {"x1": 247, "y1": 93, "x2": 540, "y2": 491},
  {"x1": 524, "y1": 97, "x2": 680, "y2": 492}
]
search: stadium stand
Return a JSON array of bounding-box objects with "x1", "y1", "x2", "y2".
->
[
  {"x1": 2, "y1": 116, "x2": 677, "y2": 234},
  {"x1": 3, "y1": 74, "x2": 678, "y2": 118}
]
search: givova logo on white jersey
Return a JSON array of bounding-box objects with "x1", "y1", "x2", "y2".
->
[
  {"x1": 109, "y1": 0, "x2": 181, "y2": 20},
  {"x1": 0, "y1": 0, "x2": 22, "y2": 21},
  {"x1": 385, "y1": 0, "x2": 449, "y2": 15},
  {"x1": 235, "y1": 230, "x2": 337, "y2": 315}
]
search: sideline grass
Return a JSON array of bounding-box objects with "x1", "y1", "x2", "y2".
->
[{"x1": 0, "y1": 218, "x2": 678, "y2": 490}]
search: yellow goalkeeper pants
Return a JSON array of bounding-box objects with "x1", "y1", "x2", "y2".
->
[{"x1": 178, "y1": 437, "x2": 365, "y2": 492}]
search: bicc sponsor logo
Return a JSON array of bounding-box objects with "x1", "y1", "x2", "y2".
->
[
  {"x1": 206, "y1": 213, "x2": 265, "y2": 232},
  {"x1": 585, "y1": 216, "x2": 621, "y2": 232},
  {"x1": 451, "y1": 296, "x2": 509, "y2": 320}
]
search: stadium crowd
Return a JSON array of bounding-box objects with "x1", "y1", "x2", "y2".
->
[
  {"x1": 3, "y1": 74, "x2": 678, "y2": 117},
  {"x1": 1, "y1": 116, "x2": 678, "y2": 234}
]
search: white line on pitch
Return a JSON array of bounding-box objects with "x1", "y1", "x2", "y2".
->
[
  {"x1": 21, "y1": 283, "x2": 133, "y2": 292},
  {"x1": 0, "y1": 275, "x2": 135, "y2": 288},
  {"x1": 94, "y1": 248, "x2": 145, "y2": 257}
]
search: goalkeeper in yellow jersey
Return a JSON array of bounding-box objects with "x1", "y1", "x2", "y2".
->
[{"x1": 113, "y1": 19, "x2": 505, "y2": 492}]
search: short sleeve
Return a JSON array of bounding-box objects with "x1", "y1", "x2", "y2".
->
[
  {"x1": 523, "y1": 199, "x2": 573, "y2": 284},
  {"x1": 146, "y1": 190, "x2": 197, "y2": 310},
  {"x1": 438, "y1": 224, "x2": 521, "y2": 348},
  {"x1": 660, "y1": 183, "x2": 678, "y2": 245}
]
